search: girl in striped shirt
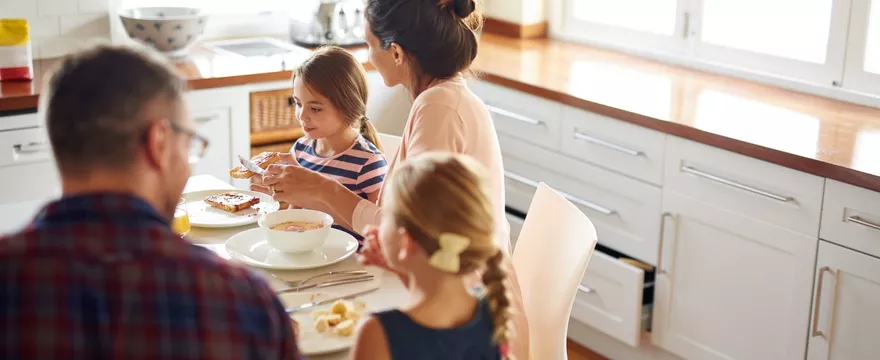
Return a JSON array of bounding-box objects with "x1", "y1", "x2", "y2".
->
[{"x1": 289, "y1": 46, "x2": 388, "y2": 238}]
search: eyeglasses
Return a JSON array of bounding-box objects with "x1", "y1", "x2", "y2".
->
[{"x1": 170, "y1": 121, "x2": 210, "y2": 164}]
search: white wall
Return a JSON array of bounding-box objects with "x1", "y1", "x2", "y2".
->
[
  {"x1": 0, "y1": 0, "x2": 548, "y2": 60},
  {"x1": 484, "y1": 0, "x2": 546, "y2": 25},
  {"x1": 0, "y1": 0, "x2": 112, "y2": 59}
]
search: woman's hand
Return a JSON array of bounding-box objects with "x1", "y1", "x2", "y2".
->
[
  {"x1": 255, "y1": 154, "x2": 333, "y2": 207},
  {"x1": 249, "y1": 152, "x2": 292, "y2": 195},
  {"x1": 358, "y1": 226, "x2": 392, "y2": 271}
]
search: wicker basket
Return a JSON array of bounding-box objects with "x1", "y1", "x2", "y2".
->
[{"x1": 250, "y1": 88, "x2": 303, "y2": 146}]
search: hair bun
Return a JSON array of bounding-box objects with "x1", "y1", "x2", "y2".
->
[{"x1": 451, "y1": 0, "x2": 476, "y2": 18}]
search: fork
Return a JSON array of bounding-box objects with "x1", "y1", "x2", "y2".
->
[
  {"x1": 271, "y1": 269, "x2": 368, "y2": 288},
  {"x1": 276, "y1": 274, "x2": 375, "y2": 294}
]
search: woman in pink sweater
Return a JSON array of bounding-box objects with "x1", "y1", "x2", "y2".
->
[{"x1": 255, "y1": 1, "x2": 529, "y2": 358}]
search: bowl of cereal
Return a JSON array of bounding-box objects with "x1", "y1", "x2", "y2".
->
[{"x1": 259, "y1": 209, "x2": 334, "y2": 253}]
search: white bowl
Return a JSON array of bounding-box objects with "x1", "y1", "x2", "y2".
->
[
  {"x1": 118, "y1": 7, "x2": 208, "y2": 57},
  {"x1": 259, "y1": 209, "x2": 334, "y2": 253}
]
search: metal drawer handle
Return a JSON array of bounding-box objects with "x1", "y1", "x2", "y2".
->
[
  {"x1": 487, "y1": 105, "x2": 542, "y2": 126},
  {"x1": 573, "y1": 131, "x2": 643, "y2": 157},
  {"x1": 577, "y1": 285, "x2": 596, "y2": 294},
  {"x1": 14, "y1": 142, "x2": 49, "y2": 154},
  {"x1": 811, "y1": 266, "x2": 835, "y2": 339},
  {"x1": 194, "y1": 115, "x2": 217, "y2": 124},
  {"x1": 503, "y1": 171, "x2": 539, "y2": 188},
  {"x1": 503, "y1": 171, "x2": 616, "y2": 216},
  {"x1": 681, "y1": 166, "x2": 793, "y2": 203},
  {"x1": 846, "y1": 215, "x2": 880, "y2": 231}
]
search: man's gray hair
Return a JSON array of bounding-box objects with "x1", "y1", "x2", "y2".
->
[{"x1": 45, "y1": 44, "x2": 187, "y2": 176}]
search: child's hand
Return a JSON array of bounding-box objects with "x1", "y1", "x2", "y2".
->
[{"x1": 358, "y1": 226, "x2": 392, "y2": 271}]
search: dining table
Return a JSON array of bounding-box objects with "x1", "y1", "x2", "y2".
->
[{"x1": 183, "y1": 174, "x2": 409, "y2": 360}]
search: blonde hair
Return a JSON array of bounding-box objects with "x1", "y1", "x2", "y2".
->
[
  {"x1": 292, "y1": 46, "x2": 383, "y2": 152},
  {"x1": 387, "y1": 153, "x2": 513, "y2": 359}
]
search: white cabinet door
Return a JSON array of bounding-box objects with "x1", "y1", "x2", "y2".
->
[
  {"x1": 652, "y1": 191, "x2": 816, "y2": 360},
  {"x1": 190, "y1": 109, "x2": 232, "y2": 184},
  {"x1": 807, "y1": 241, "x2": 880, "y2": 360}
]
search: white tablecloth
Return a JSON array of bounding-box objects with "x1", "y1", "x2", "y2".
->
[{"x1": 184, "y1": 175, "x2": 408, "y2": 360}]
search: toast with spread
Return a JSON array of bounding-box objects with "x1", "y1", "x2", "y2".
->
[
  {"x1": 230, "y1": 152, "x2": 282, "y2": 179},
  {"x1": 204, "y1": 192, "x2": 260, "y2": 213}
]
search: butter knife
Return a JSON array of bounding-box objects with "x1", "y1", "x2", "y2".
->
[
  {"x1": 238, "y1": 155, "x2": 265, "y2": 175},
  {"x1": 275, "y1": 275, "x2": 375, "y2": 294},
  {"x1": 285, "y1": 288, "x2": 377, "y2": 313}
]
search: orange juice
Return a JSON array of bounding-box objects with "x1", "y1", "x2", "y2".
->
[{"x1": 173, "y1": 200, "x2": 191, "y2": 236}]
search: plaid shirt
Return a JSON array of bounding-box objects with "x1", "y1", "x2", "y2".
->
[{"x1": 0, "y1": 193, "x2": 300, "y2": 360}]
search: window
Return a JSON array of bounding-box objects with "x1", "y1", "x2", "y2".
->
[
  {"x1": 699, "y1": 0, "x2": 834, "y2": 64},
  {"x1": 559, "y1": 0, "x2": 685, "y2": 53},
  {"x1": 844, "y1": 0, "x2": 880, "y2": 94},
  {"x1": 552, "y1": 0, "x2": 878, "y2": 98},
  {"x1": 572, "y1": 0, "x2": 678, "y2": 36}
]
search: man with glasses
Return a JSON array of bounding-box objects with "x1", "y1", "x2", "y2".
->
[{"x1": 0, "y1": 45, "x2": 300, "y2": 359}]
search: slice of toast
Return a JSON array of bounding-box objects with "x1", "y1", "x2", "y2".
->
[
  {"x1": 204, "y1": 192, "x2": 260, "y2": 213},
  {"x1": 230, "y1": 152, "x2": 282, "y2": 179}
]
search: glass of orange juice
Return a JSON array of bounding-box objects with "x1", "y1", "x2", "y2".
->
[{"x1": 172, "y1": 198, "x2": 191, "y2": 236}]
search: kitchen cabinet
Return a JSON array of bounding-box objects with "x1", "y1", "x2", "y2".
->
[
  {"x1": 807, "y1": 240, "x2": 880, "y2": 360},
  {"x1": 571, "y1": 249, "x2": 648, "y2": 347},
  {"x1": 470, "y1": 80, "x2": 563, "y2": 151},
  {"x1": 189, "y1": 109, "x2": 232, "y2": 184},
  {"x1": 499, "y1": 134, "x2": 663, "y2": 265},
  {"x1": 820, "y1": 180, "x2": 880, "y2": 257},
  {"x1": 652, "y1": 191, "x2": 816, "y2": 360},
  {"x1": 185, "y1": 84, "x2": 254, "y2": 190},
  {"x1": 0, "y1": 113, "x2": 60, "y2": 233},
  {"x1": 560, "y1": 106, "x2": 667, "y2": 186}
]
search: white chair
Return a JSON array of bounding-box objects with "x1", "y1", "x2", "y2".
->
[
  {"x1": 512, "y1": 183, "x2": 599, "y2": 360},
  {"x1": 377, "y1": 133, "x2": 402, "y2": 158}
]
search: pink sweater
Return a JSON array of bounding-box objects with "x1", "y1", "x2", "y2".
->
[{"x1": 352, "y1": 75, "x2": 511, "y2": 252}]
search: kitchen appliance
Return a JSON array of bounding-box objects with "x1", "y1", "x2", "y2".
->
[{"x1": 289, "y1": 0, "x2": 366, "y2": 48}]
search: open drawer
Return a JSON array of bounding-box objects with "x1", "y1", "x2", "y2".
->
[{"x1": 570, "y1": 243, "x2": 655, "y2": 347}]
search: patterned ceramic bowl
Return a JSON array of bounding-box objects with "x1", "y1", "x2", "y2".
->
[{"x1": 119, "y1": 7, "x2": 208, "y2": 57}]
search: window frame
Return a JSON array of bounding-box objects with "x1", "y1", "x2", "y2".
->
[
  {"x1": 690, "y1": 0, "x2": 852, "y2": 86},
  {"x1": 558, "y1": 0, "x2": 689, "y2": 55},
  {"x1": 550, "y1": 0, "x2": 880, "y2": 106},
  {"x1": 842, "y1": 0, "x2": 880, "y2": 94}
]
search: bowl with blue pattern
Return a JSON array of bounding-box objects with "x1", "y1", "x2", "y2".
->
[{"x1": 119, "y1": 7, "x2": 208, "y2": 57}]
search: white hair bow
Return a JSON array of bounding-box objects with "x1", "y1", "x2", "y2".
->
[{"x1": 429, "y1": 233, "x2": 471, "y2": 273}]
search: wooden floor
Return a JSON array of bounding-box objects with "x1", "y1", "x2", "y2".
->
[{"x1": 568, "y1": 340, "x2": 607, "y2": 360}]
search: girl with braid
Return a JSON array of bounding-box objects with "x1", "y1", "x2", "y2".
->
[{"x1": 351, "y1": 153, "x2": 514, "y2": 360}]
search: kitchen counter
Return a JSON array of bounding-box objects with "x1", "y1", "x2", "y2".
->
[{"x1": 1, "y1": 34, "x2": 879, "y2": 192}]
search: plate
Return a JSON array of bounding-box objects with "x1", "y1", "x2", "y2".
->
[
  {"x1": 182, "y1": 189, "x2": 279, "y2": 228},
  {"x1": 225, "y1": 228, "x2": 358, "y2": 270},
  {"x1": 279, "y1": 292, "x2": 369, "y2": 356}
]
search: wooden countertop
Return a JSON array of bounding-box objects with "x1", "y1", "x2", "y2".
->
[{"x1": 1, "y1": 34, "x2": 879, "y2": 192}]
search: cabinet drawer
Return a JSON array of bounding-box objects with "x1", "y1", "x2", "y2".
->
[
  {"x1": 470, "y1": 81, "x2": 562, "y2": 150},
  {"x1": 560, "y1": 106, "x2": 666, "y2": 186},
  {"x1": 500, "y1": 134, "x2": 663, "y2": 264},
  {"x1": 0, "y1": 111, "x2": 40, "y2": 132},
  {"x1": 571, "y1": 247, "x2": 652, "y2": 347},
  {"x1": 0, "y1": 127, "x2": 60, "y2": 205},
  {"x1": 664, "y1": 137, "x2": 824, "y2": 236},
  {"x1": 820, "y1": 180, "x2": 880, "y2": 257}
]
